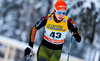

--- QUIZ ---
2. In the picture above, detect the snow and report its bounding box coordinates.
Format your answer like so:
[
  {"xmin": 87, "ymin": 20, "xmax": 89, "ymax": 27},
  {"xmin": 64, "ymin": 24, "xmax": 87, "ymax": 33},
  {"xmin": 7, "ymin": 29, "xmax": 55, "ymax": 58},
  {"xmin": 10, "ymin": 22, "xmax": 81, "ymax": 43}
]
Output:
[
  {"xmin": 15, "ymin": 30, "xmax": 21, "ymax": 35},
  {"xmin": 83, "ymin": 2, "xmax": 91, "ymax": 8},
  {"xmin": 0, "ymin": 0, "xmax": 3, "ymax": 8},
  {"xmin": 0, "ymin": 17, "xmax": 3, "ymax": 25},
  {"xmin": 5, "ymin": 11, "xmax": 15, "ymax": 22},
  {"xmin": 7, "ymin": 0, "xmax": 13, "ymax": 2},
  {"xmin": 84, "ymin": 0, "xmax": 100, "ymax": 11},
  {"xmin": 94, "ymin": 50, "xmax": 100, "ymax": 61},
  {"xmin": 14, "ymin": 0, "xmax": 24, "ymax": 4},
  {"xmin": 34, "ymin": 1, "xmax": 43, "ymax": 9},
  {"xmin": 93, "ymin": 33, "xmax": 100, "ymax": 49},
  {"xmin": 21, "ymin": 31, "xmax": 27, "ymax": 42}
]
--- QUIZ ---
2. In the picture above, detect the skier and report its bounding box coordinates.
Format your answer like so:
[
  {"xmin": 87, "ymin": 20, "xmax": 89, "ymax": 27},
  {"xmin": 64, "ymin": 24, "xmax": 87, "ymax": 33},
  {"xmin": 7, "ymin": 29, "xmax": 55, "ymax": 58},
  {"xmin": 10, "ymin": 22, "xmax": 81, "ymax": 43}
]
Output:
[{"xmin": 24, "ymin": 0, "xmax": 81, "ymax": 61}]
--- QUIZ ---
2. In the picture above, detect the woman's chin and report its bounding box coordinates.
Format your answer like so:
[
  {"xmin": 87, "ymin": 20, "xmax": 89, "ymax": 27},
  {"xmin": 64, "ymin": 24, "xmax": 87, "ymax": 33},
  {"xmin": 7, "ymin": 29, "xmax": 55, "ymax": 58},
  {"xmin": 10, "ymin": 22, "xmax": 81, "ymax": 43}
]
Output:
[{"xmin": 58, "ymin": 18, "xmax": 62, "ymax": 21}]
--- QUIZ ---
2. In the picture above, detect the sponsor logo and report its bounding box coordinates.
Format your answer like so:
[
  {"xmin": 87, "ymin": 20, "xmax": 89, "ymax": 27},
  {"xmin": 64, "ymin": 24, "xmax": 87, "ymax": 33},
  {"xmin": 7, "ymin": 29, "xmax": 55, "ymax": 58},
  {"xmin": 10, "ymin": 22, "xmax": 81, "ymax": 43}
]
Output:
[
  {"xmin": 47, "ymin": 24, "xmax": 63, "ymax": 31},
  {"xmin": 64, "ymin": 19, "xmax": 66, "ymax": 22},
  {"xmin": 63, "ymin": 29, "xmax": 66, "ymax": 31},
  {"xmin": 49, "ymin": 17, "xmax": 52, "ymax": 21}
]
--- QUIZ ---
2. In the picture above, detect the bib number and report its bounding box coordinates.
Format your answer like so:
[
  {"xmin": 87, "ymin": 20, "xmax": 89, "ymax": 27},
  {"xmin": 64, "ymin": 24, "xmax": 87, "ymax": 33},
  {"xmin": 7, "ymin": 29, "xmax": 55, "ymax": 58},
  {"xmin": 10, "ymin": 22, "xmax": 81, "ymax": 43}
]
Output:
[{"xmin": 50, "ymin": 32, "xmax": 61, "ymax": 38}]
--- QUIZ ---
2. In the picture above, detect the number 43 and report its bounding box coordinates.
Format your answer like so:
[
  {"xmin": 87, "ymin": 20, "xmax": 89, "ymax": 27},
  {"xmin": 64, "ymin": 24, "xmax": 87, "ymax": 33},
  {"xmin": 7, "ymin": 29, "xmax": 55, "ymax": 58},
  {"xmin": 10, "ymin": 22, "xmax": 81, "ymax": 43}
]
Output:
[{"xmin": 50, "ymin": 32, "xmax": 61, "ymax": 38}]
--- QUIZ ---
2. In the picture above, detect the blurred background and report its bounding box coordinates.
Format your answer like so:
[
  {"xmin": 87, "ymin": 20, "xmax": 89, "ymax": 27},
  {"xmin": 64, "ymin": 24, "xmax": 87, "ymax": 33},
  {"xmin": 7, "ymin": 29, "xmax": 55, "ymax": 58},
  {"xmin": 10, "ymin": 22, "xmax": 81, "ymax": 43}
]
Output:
[{"xmin": 0, "ymin": 0, "xmax": 100, "ymax": 61}]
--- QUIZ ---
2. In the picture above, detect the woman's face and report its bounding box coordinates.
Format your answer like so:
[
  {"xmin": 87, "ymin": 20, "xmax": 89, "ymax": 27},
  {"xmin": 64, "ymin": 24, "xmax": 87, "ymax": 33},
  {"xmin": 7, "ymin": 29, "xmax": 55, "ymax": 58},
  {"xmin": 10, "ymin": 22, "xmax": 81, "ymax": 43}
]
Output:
[{"xmin": 55, "ymin": 8, "xmax": 66, "ymax": 21}]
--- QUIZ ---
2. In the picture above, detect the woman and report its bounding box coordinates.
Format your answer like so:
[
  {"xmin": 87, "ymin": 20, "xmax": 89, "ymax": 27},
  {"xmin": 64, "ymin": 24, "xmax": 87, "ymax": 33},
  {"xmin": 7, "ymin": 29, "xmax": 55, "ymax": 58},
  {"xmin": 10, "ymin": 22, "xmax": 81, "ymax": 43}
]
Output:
[{"xmin": 24, "ymin": 0, "xmax": 81, "ymax": 61}]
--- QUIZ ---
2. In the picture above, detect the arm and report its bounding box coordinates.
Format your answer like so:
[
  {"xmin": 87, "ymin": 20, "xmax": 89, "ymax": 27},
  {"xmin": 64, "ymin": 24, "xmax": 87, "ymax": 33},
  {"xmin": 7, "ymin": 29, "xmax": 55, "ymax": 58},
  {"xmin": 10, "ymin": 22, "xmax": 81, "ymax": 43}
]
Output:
[
  {"xmin": 68, "ymin": 18, "xmax": 81, "ymax": 42},
  {"xmin": 28, "ymin": 26, "xmax": 37, "ymax": 48},
  {"xmin": 24, "ymin": 16, "xmax": 48, "ymax": 57},
  {"xmin": 28, "ymin": 16, "xmax": 48, "ymax": 48}
]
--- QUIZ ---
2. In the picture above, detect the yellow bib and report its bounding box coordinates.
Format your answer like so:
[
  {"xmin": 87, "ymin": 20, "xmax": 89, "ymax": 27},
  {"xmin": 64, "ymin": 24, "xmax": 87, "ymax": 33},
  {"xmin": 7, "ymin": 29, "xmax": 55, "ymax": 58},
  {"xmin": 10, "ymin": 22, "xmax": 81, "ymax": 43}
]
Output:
[
  {"xmin": 44, "ymin": 14, "xmax": 69, "ymax": 44},
  {"xmin": 45, "ymin": 14, "xmax": 69, "ymax": 32}
]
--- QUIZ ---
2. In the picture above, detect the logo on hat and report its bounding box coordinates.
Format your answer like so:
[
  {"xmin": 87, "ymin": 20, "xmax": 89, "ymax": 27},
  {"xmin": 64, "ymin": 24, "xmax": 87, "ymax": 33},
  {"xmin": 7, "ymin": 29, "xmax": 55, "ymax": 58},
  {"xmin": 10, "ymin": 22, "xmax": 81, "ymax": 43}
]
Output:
[{"xmin": 58, "ymin": 5, "xmax": 66, "ymax": 8}]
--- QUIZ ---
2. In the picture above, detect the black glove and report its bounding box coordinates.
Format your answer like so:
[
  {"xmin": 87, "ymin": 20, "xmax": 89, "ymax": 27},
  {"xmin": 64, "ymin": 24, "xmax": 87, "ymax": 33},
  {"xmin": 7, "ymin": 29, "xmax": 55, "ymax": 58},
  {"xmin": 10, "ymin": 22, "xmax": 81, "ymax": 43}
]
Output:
[
  {"xmin": 73, "ymin": 33, "xmax": 81, "ymax": 42},
  {"xmin": 24, "ymin": 46, "xmax": 32, "ymax": 57},
  {"xmin": 72, "ymin": 27, "xmax": 77, "ymax": 33}
]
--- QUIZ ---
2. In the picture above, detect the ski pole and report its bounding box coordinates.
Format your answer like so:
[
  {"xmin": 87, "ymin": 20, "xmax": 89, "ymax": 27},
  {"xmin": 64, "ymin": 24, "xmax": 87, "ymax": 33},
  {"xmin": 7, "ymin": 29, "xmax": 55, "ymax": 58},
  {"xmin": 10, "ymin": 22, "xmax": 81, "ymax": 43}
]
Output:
[
  {"xmin": 25, "ymin": 54, "xmax": 31, "ymax": 61},
  {"xmin": 67, "ymin": 35, "xmax": 73, "ymax": 61},
  {"xmin": 25, "ymin": 50, "xmax": 33, "ymax": 61}
]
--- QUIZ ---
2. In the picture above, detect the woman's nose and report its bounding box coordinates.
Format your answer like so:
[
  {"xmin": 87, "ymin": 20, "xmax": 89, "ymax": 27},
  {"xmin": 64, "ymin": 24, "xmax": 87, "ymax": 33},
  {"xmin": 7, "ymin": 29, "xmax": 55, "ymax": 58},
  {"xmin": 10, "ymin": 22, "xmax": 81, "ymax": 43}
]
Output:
[{"xmin": 60, "ymin": 14, "xmax": 64, "ymax": 17}]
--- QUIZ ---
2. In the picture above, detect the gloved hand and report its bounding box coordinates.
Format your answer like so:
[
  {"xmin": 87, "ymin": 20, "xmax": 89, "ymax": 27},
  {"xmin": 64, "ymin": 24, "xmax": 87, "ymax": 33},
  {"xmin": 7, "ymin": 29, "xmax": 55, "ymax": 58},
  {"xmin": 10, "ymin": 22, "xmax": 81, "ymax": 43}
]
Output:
[
  {"xmin": 72, "ymin": 27, "xmax": 77, "ymax": 34},
  {"xmin": 24, "ymin": 46, "xmax": 33, "ymax": 57},
  {"xmin": 73, "ymin": 33, "xmax": 81, "ymax": 42}
]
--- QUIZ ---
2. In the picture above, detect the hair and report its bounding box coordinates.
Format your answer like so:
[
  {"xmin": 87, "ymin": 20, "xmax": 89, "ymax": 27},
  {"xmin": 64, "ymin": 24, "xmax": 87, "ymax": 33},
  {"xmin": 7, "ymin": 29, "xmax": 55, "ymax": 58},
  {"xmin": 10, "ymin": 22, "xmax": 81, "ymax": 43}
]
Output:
[{"xmin": 53, "ymin": 9, "xmax": 56, "ymax": 13}]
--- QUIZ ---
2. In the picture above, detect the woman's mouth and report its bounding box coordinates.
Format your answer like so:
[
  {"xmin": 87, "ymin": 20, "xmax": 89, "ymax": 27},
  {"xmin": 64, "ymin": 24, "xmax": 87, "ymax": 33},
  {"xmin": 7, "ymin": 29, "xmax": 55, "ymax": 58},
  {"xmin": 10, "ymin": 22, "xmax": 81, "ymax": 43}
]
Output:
[{"xmin": 58, "ymin": 17, "xmax": 63, "ymax": 20}]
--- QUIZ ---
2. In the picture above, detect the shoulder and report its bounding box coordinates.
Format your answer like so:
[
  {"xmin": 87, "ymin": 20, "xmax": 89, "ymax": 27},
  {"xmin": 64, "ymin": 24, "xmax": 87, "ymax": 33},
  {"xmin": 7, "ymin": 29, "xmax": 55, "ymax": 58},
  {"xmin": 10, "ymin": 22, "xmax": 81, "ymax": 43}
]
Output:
[
  {"xmin": 41, "ymin": 14, "xmax": 53, "ymax": 21},
  {"xmin": 67, "ymin": 17, "xmax": 75, "ymax": 25},
  {"xmin": 64, "ymin": 16, "xmax": 73, "ymax": 20},
  {"xmin": 64, "ymin": 16, "xmax": 73, "ymax": 22},
  {"xmin": 40, "ymin": 16, "xmax": 48, "ymax": 22},
  {"xmin": 64, "ymin": 16, "xmax": 69, "ymax": 19},
  {"xmin": 63, "ymin": 16, "xmax": 73, "ymax": 20},
  {"xmin": 64, "ymin": 16, "xmax": 69, "ymax": 18}
]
